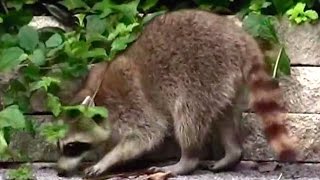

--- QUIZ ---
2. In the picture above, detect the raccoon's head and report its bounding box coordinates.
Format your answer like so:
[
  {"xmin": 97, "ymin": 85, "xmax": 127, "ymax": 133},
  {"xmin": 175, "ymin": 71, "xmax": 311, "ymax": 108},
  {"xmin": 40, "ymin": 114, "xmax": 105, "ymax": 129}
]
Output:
[{"xmin": 56, "ymin": 96, "xmax": 111, "ymax": 177}]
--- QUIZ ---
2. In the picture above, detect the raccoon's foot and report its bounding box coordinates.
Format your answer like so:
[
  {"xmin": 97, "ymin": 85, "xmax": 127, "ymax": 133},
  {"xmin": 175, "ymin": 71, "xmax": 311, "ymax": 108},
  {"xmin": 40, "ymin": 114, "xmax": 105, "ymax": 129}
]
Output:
[
  {"xmin": 200, "ymin": 151, "xmax": 242, "ymax": 173},
  {"xmin": 148, "ymin": 156, "xmax": 199, "ymax": 176},
  {"xmin": 84, "ymin": 163, "xmax": 107, "ymax": 177},
  {"xmin": 209, "ymin": 149, "xmax": 242, "ymax": 172}
]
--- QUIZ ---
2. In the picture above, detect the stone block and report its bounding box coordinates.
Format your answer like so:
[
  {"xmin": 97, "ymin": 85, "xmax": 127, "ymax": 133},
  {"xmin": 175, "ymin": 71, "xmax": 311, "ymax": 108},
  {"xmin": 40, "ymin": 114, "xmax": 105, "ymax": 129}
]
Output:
[{"xmin": 2, "ymin": 113, "xmax": 319, "ymax": 162}]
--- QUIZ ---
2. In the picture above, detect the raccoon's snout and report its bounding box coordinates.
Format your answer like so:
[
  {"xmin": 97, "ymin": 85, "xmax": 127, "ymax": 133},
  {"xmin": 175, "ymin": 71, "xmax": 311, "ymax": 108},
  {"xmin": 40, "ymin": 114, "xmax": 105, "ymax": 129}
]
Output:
[
  {"xmin": 61, "ymin": 141, "xmax": 92, "ymax": 157},
  {"xmin": 56, "ymin": 155, "xmax": 83, "ymax": 176}
]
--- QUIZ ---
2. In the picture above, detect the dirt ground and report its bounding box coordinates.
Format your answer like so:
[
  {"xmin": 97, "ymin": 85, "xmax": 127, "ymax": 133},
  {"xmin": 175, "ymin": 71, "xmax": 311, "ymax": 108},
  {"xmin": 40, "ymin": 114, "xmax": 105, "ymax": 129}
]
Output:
[{"xmin": 1, "ymin": 161, "xmax": 320, "ymax": 180}]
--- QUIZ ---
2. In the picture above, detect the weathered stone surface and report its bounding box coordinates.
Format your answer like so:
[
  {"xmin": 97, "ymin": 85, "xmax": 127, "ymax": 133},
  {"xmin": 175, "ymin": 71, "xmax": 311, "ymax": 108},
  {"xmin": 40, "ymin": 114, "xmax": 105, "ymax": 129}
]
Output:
[
  {"xmin": 238, "ymin": 67, "xmax": 320, "ymax": 114},
  {"xmin": 242, "ymin": 113, "xmax": 320, "ymax": 162},
  {"xmin": 7, "ymin": 116, "xmax": 58, "ymax": 162},
  {"xmin": 280, "ymin": 67, "xmax": 320, "ymax": 113},
  {"xmin": 3, "ymin": 113, "xmax": 319, "ymax": 162},
  {"xmin": 276, "ymin": 19, "xmax": 320, "ymax": 65}
]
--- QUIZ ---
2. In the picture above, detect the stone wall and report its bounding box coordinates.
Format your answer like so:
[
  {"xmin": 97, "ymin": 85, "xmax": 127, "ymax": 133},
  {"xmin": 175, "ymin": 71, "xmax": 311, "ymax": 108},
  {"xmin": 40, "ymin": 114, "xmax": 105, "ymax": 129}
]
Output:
[{"xmin": 1, "ymin": 16, "xmax": 320, "ymax": 162}]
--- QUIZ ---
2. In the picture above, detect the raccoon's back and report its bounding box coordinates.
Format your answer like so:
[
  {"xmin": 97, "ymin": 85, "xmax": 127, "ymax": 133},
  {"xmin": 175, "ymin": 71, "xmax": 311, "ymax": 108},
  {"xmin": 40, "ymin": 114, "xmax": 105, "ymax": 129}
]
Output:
[{"xmin": 126, "ymin": 10, "xmax": 254, "ymax": 103}]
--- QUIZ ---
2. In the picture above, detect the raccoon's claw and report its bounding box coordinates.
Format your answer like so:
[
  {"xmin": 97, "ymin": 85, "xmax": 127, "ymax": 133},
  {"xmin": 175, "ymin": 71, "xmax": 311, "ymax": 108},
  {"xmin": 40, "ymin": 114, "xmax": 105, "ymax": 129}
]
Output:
[
  {"xmin": 148, "ymin": 166, "xmax": 175, "ymax": 176},
  {"xmin": 84, "ymin": 164, "xmax": 105, "ymax": 177},
  {"xmin": 148, "ymin": 166, "xmax": 167, "ymax": 173}
]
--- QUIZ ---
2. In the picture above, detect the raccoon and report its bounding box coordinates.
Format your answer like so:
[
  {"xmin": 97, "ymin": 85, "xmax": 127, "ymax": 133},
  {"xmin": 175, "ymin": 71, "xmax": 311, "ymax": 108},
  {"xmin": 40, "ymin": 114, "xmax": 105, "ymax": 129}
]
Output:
[{"xmin": 56, "ymin": 9, "xmax": 297, "ymax": 177}]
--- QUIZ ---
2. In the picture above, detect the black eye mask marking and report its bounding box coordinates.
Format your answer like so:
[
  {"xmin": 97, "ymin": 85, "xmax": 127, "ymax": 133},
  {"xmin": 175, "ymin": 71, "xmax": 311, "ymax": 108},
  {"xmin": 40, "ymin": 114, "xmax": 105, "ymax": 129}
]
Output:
[{"xmin": 62, "ymin": 142, "xmax": 92, "ymax": 157}]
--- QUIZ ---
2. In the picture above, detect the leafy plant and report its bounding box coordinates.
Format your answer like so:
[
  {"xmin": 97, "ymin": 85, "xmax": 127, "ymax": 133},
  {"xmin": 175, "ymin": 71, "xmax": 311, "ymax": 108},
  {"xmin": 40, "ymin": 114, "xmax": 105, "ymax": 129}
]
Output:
[
  {"xmin": 39, "ymin": 120, "xmax": 68, "ymax": 144},
  {"xmin": 6, "ymin": 164, "xmax": 34, "ymax": 180},
  {"xmin": 286, "ymin": 2, "xmax": 318, "ymax": 24},
  {"xmin": 242, "ymin": 13, "xmax": 291, "ymax": 76}
]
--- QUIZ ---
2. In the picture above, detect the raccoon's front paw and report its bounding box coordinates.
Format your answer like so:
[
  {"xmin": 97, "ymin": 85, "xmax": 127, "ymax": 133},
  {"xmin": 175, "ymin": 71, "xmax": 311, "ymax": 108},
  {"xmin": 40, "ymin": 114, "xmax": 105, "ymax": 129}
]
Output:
[{"xmin": 84, "ymin": 164, "xmax": 106, "ymax": 177}]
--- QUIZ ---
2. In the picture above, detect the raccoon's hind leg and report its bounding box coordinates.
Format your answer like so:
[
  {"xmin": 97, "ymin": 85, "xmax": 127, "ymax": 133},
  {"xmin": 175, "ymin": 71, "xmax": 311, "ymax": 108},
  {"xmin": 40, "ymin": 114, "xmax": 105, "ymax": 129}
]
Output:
[
  {"xmin": 149, "ymin": 98, "xmax": 210, "ymax": 175},
  {"xmin": 203, "ymin": 104, "xmax": 243, "ymax": 172}
]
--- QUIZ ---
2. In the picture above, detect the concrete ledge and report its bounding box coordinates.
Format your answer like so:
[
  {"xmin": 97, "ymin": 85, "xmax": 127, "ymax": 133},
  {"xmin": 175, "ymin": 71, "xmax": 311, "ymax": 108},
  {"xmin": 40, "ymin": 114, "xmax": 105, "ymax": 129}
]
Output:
[
  {"xmin": 280, "ymin": 67, "xmax": 320, "ymax": 114},
  {"xmin": 3, "ymin": 113, "xmax": 319, "ymax": 162}
]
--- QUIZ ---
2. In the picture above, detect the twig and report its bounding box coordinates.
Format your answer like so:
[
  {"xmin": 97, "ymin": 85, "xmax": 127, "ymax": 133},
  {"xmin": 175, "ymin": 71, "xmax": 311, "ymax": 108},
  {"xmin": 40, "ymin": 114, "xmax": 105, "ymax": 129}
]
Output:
[
  {"xmin": 0, "ymin": 0, "xmax": 8, "ymax": 14},
  {"xmin": 277, "ymin": 173, "xmax": 283, "ymax": 180}
]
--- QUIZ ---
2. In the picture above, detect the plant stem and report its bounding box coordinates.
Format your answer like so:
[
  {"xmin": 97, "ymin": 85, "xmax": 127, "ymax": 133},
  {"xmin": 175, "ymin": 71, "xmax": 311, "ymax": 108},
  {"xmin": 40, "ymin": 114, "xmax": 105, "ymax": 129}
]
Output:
[{"xmin": 272, "ymin": 46, "xmax": 283, "ymax": 78}]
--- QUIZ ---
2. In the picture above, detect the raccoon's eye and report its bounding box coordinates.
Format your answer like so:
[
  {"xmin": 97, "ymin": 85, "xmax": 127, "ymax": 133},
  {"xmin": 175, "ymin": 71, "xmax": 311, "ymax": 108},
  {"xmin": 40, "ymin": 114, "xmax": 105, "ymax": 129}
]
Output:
[
  {"xmin": 62, "ymin": 142, "xmax": 92, "ymax": 157},
  {"xmin": 92, "ymin": 114, "xmax": 104, "ymax": 124}
]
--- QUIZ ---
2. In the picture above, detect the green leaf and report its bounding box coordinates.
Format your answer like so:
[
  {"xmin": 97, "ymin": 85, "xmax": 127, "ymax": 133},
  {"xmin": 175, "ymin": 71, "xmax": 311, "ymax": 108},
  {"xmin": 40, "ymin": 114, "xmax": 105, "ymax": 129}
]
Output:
[
  {"xmin": 60, "ymin": 0, "xmax": 89, "ymax": 10},
  {"xmin": 22, "ymin": 63, "xmax": 41, "ymax": 81},
  {"xmin": 0, "ymin": 130, "xmax": 8, "ymax": 155},
  {"xmin": 30, "ymin": 77, "xmax": 61, "ymax": 92},
  {"xmin": 141, "ymin": 0, "xmax": 159, "ymax": 11},
  {"xmin": 47, "ymin": 93, "xmax": 62, "ymax": 117},
  {"xmin": 113, "ymin": 0, "xmax": 140, "ymax": 22},
  {"xmin": 0, "ymin": 47, "xmax": 26, "ymax": 72},
  {"xmin": 86, "ymin": 15, "xmax": 107, "ymax": 34},
  {"xmin": 272, "ymin": 0, "xmax": 294, "ymax": 14},
  {"xmin": 305, "ymin": 10, "xmax": 319, "ymax": 20},
  {"xmin": 242, "ymin": 13, "xmax": 278, "ymax": 43},
  {"xmin": 86, "ymin": 33, "xmax": 109, "ymax": 43},
  {"xmin": 45, "ymin": 33, "xmax": 63, "ymax": 48},
  {"xmin": 47, "ymin": 44, "xmax": 64, "ymax": 57},
  {"xmin": 29, "ymin": 49, "xmax": 46, "ymax": 66},
  {"xmin": 18, "ymin": 25, "xmax": 39, "ymax": 52},
  {"xmin": 85, "ymin": 48, "xmax": 107, "ymax": 58},
  {"xmin": 0, "ymin": 17, "xmax": 3, "ymax": 23},
  {"xmin": 61, "ymin": 63, "xmax": 88, "ymax": 77},
  {"xmin": 107, "ymin": 22, "xmax": 139, "ymax": 41},
  {"xmin": 39, "ymin": 121, "xmax": 68, "ymax": 144},
  {"xmin": 249, "ymin": 0, "xmax": 271, "ymax": 12},
  {"xmin": 93, "ymin": 0, "xmax": 140, "ymax": 22},
  {"xmin": 0, "ymin": 105, "xmax": 26, "ymax": 129},
  {"xmin": 7, "ymin": 1, "xmax": 24, "ymax": 10},
  {"xmin": 2, "ymin": 10, "xmax": 33, "ymax": 27},
  {"xmin": 1, "ymin": 34, "xmax": 18, "ymax": 47},
  {"xmin": 111, "ymin": 34, "xmax": 137, "ymax": 55},
  {"xmin": 286, "ymin": 9, "xmax": 294, "ymax": 16},
  {"xmin": 295, "ymin": 16, "xmax": 303, "ymax": 24},
  {"xmin": 295, "ymin": 2, "xmax": 306, "ymax": 12}
]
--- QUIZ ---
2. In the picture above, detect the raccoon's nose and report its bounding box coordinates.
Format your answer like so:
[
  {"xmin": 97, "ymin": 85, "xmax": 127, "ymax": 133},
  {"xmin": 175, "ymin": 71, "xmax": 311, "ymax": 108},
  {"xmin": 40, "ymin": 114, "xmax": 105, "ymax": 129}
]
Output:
[{"xmin": 56, "ymin": 167, "xmax": 72, "ymax": 177}]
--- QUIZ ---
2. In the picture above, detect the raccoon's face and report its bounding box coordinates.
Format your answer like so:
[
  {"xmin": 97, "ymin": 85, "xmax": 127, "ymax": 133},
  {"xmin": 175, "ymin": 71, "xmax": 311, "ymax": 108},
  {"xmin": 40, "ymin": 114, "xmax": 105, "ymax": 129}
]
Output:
[
  {"xmin": 56, "ymin": 116, "xmax": 111, "ymax": 176},
  {"xmin": 56, "ymin": 125, "xmax": 111, "ymax": 176}
]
